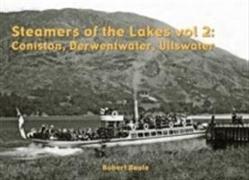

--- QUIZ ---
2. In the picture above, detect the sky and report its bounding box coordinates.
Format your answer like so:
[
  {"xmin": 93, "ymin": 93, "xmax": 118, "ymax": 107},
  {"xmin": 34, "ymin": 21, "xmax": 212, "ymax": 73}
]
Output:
[{"xmin": 0, "ymin": 0, "xmax": 248, "ymax": 60}]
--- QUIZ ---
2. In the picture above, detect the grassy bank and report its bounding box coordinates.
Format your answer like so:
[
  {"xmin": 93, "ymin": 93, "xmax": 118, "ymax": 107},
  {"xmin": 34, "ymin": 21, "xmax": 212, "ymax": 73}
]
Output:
[{"xmin": 0, "ymin": 143, "xmax": 248, "ymax": 180}]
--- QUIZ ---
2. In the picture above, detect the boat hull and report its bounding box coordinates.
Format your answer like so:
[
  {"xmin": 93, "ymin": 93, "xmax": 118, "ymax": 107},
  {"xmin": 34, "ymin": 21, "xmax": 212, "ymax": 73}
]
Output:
[{"xmin": 31, "ymin": 130, "xmax": 206, "ymax": 148}]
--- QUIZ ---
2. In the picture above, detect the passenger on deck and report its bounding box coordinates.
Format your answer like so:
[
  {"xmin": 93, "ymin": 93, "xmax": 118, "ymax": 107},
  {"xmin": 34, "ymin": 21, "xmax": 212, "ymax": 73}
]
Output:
[
  {"xmin": 39, "ymin": 124, "xmax": 46, "ymax": 134},
  {"xmin": 55, "ymin": 128, "xmax": 62, "ymax": 139},
  {"xmin": 232, "ymin": 109, "xmax": 237, "ymax": 123},
  {"xmin": 210, "ymin": 114, "xmax": 216, "ymax": 126},
  {"xmin": 76, "ymin": 128, "xmax": 84, "ymax": 140},
  {"xmin": 91, "ymin": 128, "xmax": 98, "ymax": 140},
  {"xmin": 100, "ymin": 108, "xmax": 105, "ymax": 115},
  {"xmin": 37, "ymin": 124, "xmax": 48, "ymax": 139},
  {"xmin": 34, "ymin": 124, "xmax": 46, "ymax": 139},
  {"xmin": 48, "ymin": 125, "xmax": 57, "ymax": 140},
  {"xmin": 86, "ymin": 128, "xmax": 93, "ymax": 140},
  {"xmin": 104, "ymin": 107, "xmax": 113, "ymax": 115},
  {"xmin": 27, "ymin": 128, "xmax": 37, "ymax": 138},
  {"xmin": 232, "ymin": 109, "xmax": 243, "ymax": 125},
  {"xmin": 48, "ymin": 125, "xmax": 55, "ymax": 134},
  {"xmin": 69, "ymin": 128, "xmax": 77, "ymax": 140},
  {"xmin": 43, "ymin": 125, "xmax": 50, "ymax": 139},
  {"xmin": 128, "ymin": 120, "xmax": 136, "ymax": 130},
  {"xmin": 104, "ymin": 107, "xmax": 109, "ymax": 115},
  {"xmin": 172, "ymin": 113, "xmax": 177, "ymax": 122},
  {"xmin": 61, "ymin": 128, "xmax": 71, "ymax": 141}
]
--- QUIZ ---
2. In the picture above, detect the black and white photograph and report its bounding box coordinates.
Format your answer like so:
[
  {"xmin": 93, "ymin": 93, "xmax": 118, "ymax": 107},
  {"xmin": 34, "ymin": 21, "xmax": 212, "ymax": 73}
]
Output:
[{"xmin": 0, "ymin": 0, "xmax": 248, "ymax": 179}]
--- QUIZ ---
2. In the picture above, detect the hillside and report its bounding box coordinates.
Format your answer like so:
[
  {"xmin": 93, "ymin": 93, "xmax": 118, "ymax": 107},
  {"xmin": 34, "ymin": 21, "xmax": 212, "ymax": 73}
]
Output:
[{"xmin": 0, "ymin": 9, "xmax": 249, "ymax": 116}]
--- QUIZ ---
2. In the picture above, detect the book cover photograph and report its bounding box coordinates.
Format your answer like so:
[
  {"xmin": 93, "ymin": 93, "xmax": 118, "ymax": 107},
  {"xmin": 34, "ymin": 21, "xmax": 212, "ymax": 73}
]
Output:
[{"xmin": 0, "ymin": 0, "xmax": 248, "ymax": 179}]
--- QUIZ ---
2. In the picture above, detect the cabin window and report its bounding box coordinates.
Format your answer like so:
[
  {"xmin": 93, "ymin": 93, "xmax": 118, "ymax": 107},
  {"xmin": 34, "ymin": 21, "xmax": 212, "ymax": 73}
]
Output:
[
  {"xmin": 174, "ymin": 130, "xmax": 179, "ymax": 134},
  {"xmin": 145, "ymin": 132, "xmax": 150, "ymax": 137},
  {"xmin": 157, "ymin": 131, "xmax": 162, "ymax": 135},
  {"xmin": 131, "ymin": 133, "xmax": 137, "ymax": 138},
  {"xmin": 169, "ymin": 130, "xmax": 173, "ymax": 135},
  {"xmin": 186, "ymin": 129, "xmax": 193, "ymax": 133},
  {"xmin": 163, "ymin": 131, "xmax": 168, "ymax": 135},
  {"xmin": 151, "ymin": 132, "xmax": 156, "ymax": 136},
  {"xmin": 107, "ymin": 122, "xmax": 114, "ymax": 128},
  {"xmin": 138, "ymin": 133, "xmax": 144, "ymax": 137}
]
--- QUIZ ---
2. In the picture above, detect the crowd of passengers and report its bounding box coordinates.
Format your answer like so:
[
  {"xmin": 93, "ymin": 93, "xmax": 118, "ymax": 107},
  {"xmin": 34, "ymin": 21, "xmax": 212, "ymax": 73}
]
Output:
[{"xmin": 27, "ymin": 124, "xmax": 101, "ymax": 141}]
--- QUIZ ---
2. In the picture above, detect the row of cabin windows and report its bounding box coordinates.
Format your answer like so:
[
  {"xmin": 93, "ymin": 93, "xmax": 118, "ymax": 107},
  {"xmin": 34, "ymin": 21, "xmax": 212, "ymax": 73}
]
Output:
[{"xmin": 131, "ymin": 128, "xmax": 194, "ymax": 138}]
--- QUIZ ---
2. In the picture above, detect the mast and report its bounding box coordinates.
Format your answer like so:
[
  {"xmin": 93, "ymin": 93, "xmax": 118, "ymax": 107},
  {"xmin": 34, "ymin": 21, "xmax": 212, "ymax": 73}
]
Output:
[
  {"xmin": 133, "ymin": 92, "xmax": 139, "ymax": 122},
  {"xmin": 132, "ymin": 63, "xmax": 141, "ymax": 123},
  {"xmin": 134, "ymin": 99, "xmax": 139, "ymax": 122}
]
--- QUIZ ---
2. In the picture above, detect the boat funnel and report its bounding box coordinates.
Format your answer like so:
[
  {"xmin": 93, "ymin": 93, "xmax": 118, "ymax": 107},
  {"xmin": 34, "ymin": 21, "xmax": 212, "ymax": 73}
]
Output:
[{"xmin": 134, "ymin": 99, "xmax": 139, "ymax": 122}]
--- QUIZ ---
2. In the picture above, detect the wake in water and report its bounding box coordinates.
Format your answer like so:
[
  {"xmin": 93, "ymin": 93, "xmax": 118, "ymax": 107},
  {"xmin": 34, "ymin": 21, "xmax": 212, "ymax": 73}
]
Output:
[{"xmin": 0, "ymin": 143, "xmax": 83, "ymax": 160}]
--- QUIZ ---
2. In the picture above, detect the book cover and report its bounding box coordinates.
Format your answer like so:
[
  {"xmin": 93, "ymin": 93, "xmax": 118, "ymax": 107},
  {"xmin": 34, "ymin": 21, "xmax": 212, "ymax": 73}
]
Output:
[{"xmin": 0, "ymin": 0, "xmax": 248, "ymax": 180}]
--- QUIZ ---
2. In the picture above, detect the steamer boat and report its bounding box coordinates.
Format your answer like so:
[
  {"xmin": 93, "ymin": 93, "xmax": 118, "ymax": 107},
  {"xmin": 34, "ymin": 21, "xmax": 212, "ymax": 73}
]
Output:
[{"xmin": 17, "ymin": 99, "xmax": 206, "ymax": 148}]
